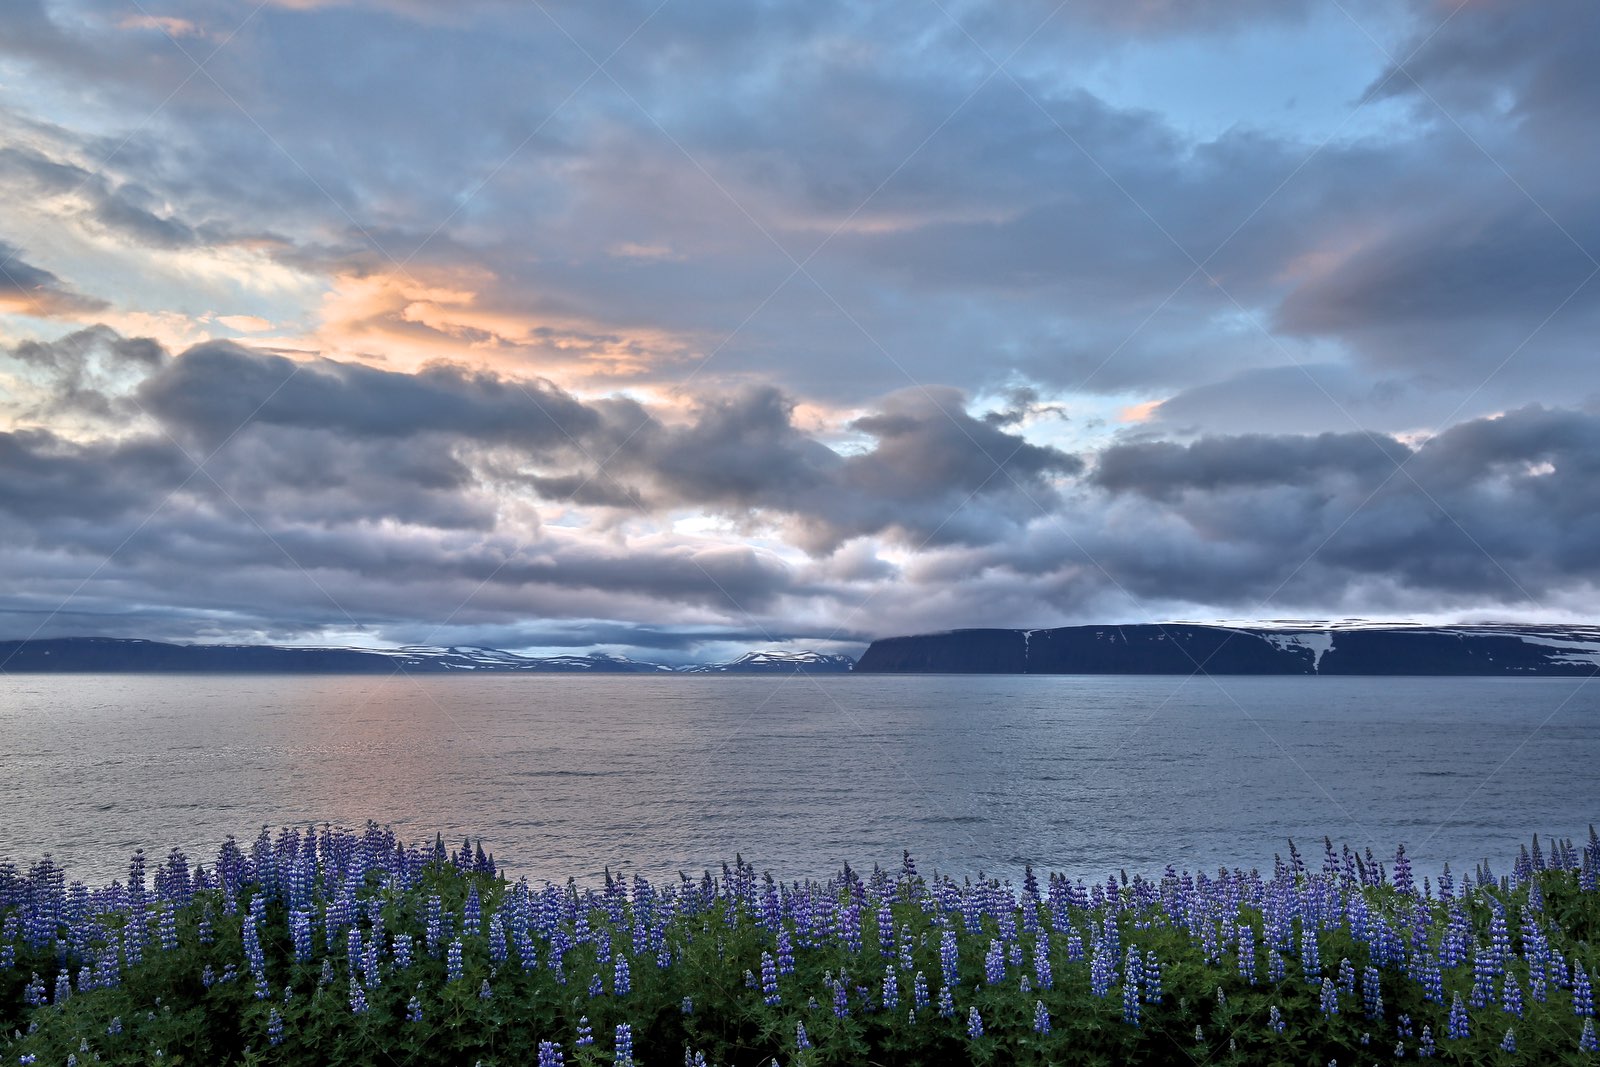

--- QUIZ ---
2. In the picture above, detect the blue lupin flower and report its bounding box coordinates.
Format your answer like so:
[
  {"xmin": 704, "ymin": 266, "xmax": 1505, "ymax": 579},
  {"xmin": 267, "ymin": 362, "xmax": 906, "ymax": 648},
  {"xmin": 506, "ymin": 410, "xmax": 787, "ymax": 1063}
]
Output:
[
  {"xmin": 1503, "ymin": 973, "xmax": 1523, "ymax": 1018},
  {"xmin": 393, "ymin": 933, "xmax": 413, "ymax": 971},
  {"xmin": 1320, "ymin": 977, "xmax": 1339, "ymax": 1016},
  {"xmin": 1033, "ymin": 936, "xmax": 1053, "ymax": 991},
  {"xmin": 776, "ymin": 926, "xmax": 795, "ymax": 975},
  {"xmin": 537, "ymin": 1040, "xmax": 565, "ymax": 1067},
  {"xmin": 614, "ymin": 953, "xmax": 631, "ymax": 996},
  {"xmin": 681, "ymin": 997, "xmax": 693, "ymax": 1015},
  {"xmin": 881, "ymin": 965, "xmax": 898, "ymax": 1010},
  {"xmin": 1237, "ymin": 923, "xmax": 1256, "ymax": 984},
  {"xmin": 761, "ymin": 951, "xmax": 780, "ymax": 1006},
  {"xmin": 1268, "ymin": 1004, "xmax": 1285, "ymax": 1034},
  {"xmin": 406, "ymin": 995, "xmax": 423, "ymax": 1023},
  {"xmin": 588, "ymin": 972, "xmax": 604, "ymax": 997},
  {"xmin": 1122, "ymin": 947, "xmax": 1143, "ymax": 1027},
  {"xmin": 795, "ymin": 1022, "xmax": 812, "ymax": 1051},
  {"xmin": 479, "ymin": 978, "xmax": 493, "ymax": 1000},
  {"xmin": 1500, "ymin": 1028, "xmax": 1516, "ymax": 1053},
  {"xmin": 1301, "ymin": 923, "xmax": 1321, "ymax": 983},
  {"xmin": 1448, "ymin": 992, "xmax": 1470, "ymax": 1040},
  {"xmin": 575, "ymin": 1017, "xmax": 593, "ymax": 1047},
  {"xmin": 938, "ymin": 984, "xmax": 955, "ymax": 1018},
  {"xmin": 1574, "ymin": 965, "xmax": 1593, "ymax": 1017},
  {"xmin": 1420, "ymin": 1024, "xmax": 1436, "ymax": 1057},
  {"xmin": 984, "ymin": 939, "xmax": 1005, "ymax": 985},
  {"xmin": 447, "ymin": 938, "xmax": 464, "ymax": 983},
  {"xmin": 913, "ymin": 970, "xmax": 929, "ymax": 1010},
  {"xmin": 1362, "ymin": 966, "xmax": 1383, "ymax": 1019},
  {"xmin": 348, "ymin": 978, "xmax": 368, "ymax": 1015},
  {"xmin": 967, "ymin": 1005, "xmax": 984, "ymax": 1040},
  {"xmin": 1033, "ymin": 999, "xmax": 1050, "ymax": 1035},
  {"xmin": 266, "ymin": 1007, "xmax": 284, "ymax": 1046},
  {"xmin": 939, "ymin": 930, "xmax": 960, "ymax": 989},
  {"xmin": 614, "ymin": 1023, "xmax": 634, "ymax": 1066},
  {"xmin": 1579, "ymin": 1018, "xmax": 1597, "ymax": 1053},
  {"xmin": 1144, "ymin": 950, "xmax": 1163, "ymax": 1003}
]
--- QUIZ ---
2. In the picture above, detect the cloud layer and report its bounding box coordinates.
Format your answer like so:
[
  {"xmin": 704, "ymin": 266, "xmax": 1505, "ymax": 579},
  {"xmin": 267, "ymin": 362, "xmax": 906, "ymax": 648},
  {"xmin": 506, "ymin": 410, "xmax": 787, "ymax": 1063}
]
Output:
[{"xmin": 2, "ymin": 0, "xmax": 1599, "ymax": 653}]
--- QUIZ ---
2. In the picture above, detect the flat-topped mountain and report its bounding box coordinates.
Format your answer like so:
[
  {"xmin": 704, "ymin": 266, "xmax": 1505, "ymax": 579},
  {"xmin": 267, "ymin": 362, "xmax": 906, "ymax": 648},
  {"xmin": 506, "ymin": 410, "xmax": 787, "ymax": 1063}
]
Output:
[
  {"xmin": 0, "ymin": 638, "xmax": 853, "ymax": 675},
  {"xmin": 854, "ymin": 623, "xmax": 1600, "ymax": 676}
]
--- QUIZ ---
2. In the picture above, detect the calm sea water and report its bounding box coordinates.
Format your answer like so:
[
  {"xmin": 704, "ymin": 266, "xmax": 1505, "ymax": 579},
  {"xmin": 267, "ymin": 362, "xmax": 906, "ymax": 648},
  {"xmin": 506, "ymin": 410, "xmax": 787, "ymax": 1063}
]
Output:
[{"xmin": 0, "ymin": 673, "xmax": 1595, "ymax": 887}]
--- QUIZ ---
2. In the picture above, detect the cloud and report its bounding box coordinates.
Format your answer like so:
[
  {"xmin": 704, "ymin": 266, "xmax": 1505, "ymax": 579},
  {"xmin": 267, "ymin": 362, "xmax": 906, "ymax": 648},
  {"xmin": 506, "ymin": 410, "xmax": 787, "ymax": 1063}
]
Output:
[{"xmin": 0, "ymin": 241, "xmax": 109, "ymax": 318}]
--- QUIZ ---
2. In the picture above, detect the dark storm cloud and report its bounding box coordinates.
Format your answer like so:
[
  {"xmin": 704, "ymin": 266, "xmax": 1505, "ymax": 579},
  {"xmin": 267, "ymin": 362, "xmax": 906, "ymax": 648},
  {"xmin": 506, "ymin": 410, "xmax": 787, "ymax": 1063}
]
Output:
[
  {"xmin": 1093, "ymin": 430, "xmax": 1410, "ymax": 500},
  {"xmin": 128, "ymin": 339, "xmax": 1082, "ymax": 553},
  {"xmin": 138, "ymin": 341, "xmax": 602, "ymax": 449},
  {"xmin": 590, "ymin": 385, "xmax": 1083, "ymax": 552},
  {"xmin": 1368, "ymin": 0, "xmax": 1600, "ymax": 141},
  {"xmin": 1077, "ymin": 406, "xmax": 1600, "ymax": 604},
  {"xmin": 1277, "ymin": 202, "xmax": 1599, "ymax": 341},
  {"xmin": 1, "ymin": 332, "xmax": 1082, "ymax": 647}
]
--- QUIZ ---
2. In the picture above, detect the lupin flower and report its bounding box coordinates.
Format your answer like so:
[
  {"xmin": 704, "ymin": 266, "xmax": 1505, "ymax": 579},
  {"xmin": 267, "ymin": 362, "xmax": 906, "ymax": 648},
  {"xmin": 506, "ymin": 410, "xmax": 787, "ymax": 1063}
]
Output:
[
  {"xmin": 406, "ymin": 995, "xmax": 423, "ymax": 1023},
  {"xmin": 939, "ymin": 930, "xmax": 960, "ymax": 989},
  {"xmin": 478, "ymin": 979, "xmax": 492, "ymax": 1000},
  {"xmin": 1503, "ymin": 973, "xmax": 1523, "ymax": 1018},
  {"xmin": 1448, "ymin": 992, "xmax": 1470, "ymax": 1040},
  {"xmin": 1237, "ymin": 924, "xmax": 1256, "ymax": 984},
  {"xmin": 1144, "ymin": 950, "xmax": 1163, "ymax": 1003},
  {"xmin": 1579, "ymin": 1018, "xmax": 1597, "ymax": 1053},
  {"xmin": 1122, "ymin": 948, "xmax": 1143, "ymax": 1027},
  {"xmin": 795, "ymin": 1022, "xmax": 812, "ymax": 1051},
  {"xmin": 348, "ymin": 978, "xmax": 368, "ymax": 1015},
  {"xmin": 1500, "ymin": 1028, "xmax": 1516, "ymax": 1053},
  {"xmin": 1420, "ymin": 1024, "xmax": 1436, "ymax": 1057},
  {"xmin": 1362, "ymin": 966, "xmax": 1382, "ymax": 1019},
  {"xmin": 938, "ymin": 984, "xmax": 955, "ymax": 1018},
  {"xmin": 1574, "ymin": 965, "xmax": 1594, "ymax": 1017},
  {"xmin": 1268, "ymin": 1004, "xmax": 1285, "ymax": 1034},
  {"xmin": 447, "ymin": 938, "xmax": 464, "ymax": 983},
  {"xmin": 1301, "ymin": 923, "xmax": 1321, "ymax": 983},
  {"xmin": 913, "ymin": 970, "xmax": 929, "ymax": 1010},
  {"xmin": 575, "ymin": 1017, "xmax": 593, "ymax": 1047},
  {"xmin": 1320, "ymin": 977, "xmax": 1339, "ymax": 1016},
  {"xmin": 266, "ymin": 1007, "xmax": 284, "ymax": 1047},
  {"xmin": 537, "ymin": 1041, "xmax": 564, "ymax": 1067},
  {"xmin": 393, "ymin": 933, "xmax": 413, "ymax": 971},
  {"xmin": 967, "ymin": 1005, "xmax": 984, "ymax": 1039},
  {"xmin": 1033, "ymin": 999, "xmax": 1050, "ymax": 1034},
  {"xmin": 614, "ymin": 1023, "xmax": 634, "ymax": 1066},
  {"xmin": 614, "ymin": 954, "xmax": 631, "ymax": 996},
  {"xmin": 881, "ymin": 965, "xmax": 898, "ymax": 1010},
  {"xmin": 761, "ymin": 951, "xmax": 780, "ymax": 1006},
  {"xmin": 984, "ymin": 939, "xmax": 1005, "ymax": 985}
]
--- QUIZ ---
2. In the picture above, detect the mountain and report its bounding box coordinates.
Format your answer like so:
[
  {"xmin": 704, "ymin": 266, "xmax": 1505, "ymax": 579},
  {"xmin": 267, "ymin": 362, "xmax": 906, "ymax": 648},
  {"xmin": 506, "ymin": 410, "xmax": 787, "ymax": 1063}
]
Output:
[
  {"xmin": 0, "ymin": 638, "xmax": 852, "ymax": 674},
  {"xmin": 679, "ymin": 650, "xmax": 855, "ymax": 673},
  {"xmin": 854, "ymin": 623, "xmax": 1600, "ymax": 676}
]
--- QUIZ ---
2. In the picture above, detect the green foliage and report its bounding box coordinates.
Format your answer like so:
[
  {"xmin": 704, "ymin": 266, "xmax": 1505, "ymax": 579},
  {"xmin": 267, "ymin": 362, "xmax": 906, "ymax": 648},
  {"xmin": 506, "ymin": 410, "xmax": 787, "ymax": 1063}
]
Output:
[{"xmin": 2, "ymin": 857, "xmax": 1598, "ymax": 1066}]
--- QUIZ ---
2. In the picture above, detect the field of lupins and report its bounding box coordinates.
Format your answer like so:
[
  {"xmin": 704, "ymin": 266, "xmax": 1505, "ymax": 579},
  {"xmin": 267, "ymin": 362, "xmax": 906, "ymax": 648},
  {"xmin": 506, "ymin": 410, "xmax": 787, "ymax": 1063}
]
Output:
[{"xmin": 1, "ymin": 826, "xmax": 1597, "ymax": 1066}]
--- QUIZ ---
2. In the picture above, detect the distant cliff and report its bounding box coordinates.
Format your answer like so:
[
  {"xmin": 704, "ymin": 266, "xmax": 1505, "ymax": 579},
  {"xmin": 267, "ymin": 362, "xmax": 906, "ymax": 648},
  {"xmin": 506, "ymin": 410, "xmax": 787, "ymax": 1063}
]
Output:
[
  {"xmin": 0, "ymin": 638, "xmax": 852, "ymax": 674},
  {"xmin": 854, "ymin": 624, "xmax": 1600, "ymax": 676}
]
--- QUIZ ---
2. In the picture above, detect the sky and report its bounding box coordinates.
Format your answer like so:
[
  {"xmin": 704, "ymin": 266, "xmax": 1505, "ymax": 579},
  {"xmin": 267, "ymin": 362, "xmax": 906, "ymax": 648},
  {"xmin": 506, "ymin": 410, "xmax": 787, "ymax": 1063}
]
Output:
[{"xmin": 1, "ymin": 0, "xmax": 1597, "ymax": 662}]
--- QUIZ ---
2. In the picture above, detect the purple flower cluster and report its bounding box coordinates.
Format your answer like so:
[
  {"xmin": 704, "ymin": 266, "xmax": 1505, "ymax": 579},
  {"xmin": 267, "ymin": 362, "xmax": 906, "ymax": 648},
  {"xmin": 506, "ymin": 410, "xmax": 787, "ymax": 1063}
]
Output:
[{"xmin": 1, "ymin": 823, "xmax": 1598, "ymax": 1062}]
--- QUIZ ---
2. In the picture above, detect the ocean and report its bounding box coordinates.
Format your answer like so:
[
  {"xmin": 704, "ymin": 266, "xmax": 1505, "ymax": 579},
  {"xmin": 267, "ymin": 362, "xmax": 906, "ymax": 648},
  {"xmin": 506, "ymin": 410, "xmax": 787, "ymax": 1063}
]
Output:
[{"xmin": 1, "ymin": 672, "xmax": 1595, "ymax": 887}]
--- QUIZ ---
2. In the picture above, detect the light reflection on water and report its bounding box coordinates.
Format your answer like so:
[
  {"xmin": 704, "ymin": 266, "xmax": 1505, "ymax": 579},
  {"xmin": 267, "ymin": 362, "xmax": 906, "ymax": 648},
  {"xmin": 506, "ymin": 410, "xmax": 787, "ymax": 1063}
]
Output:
[{"xmin": 0, "ymin": 673, "xmax": 1595, "ymax": 886}]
